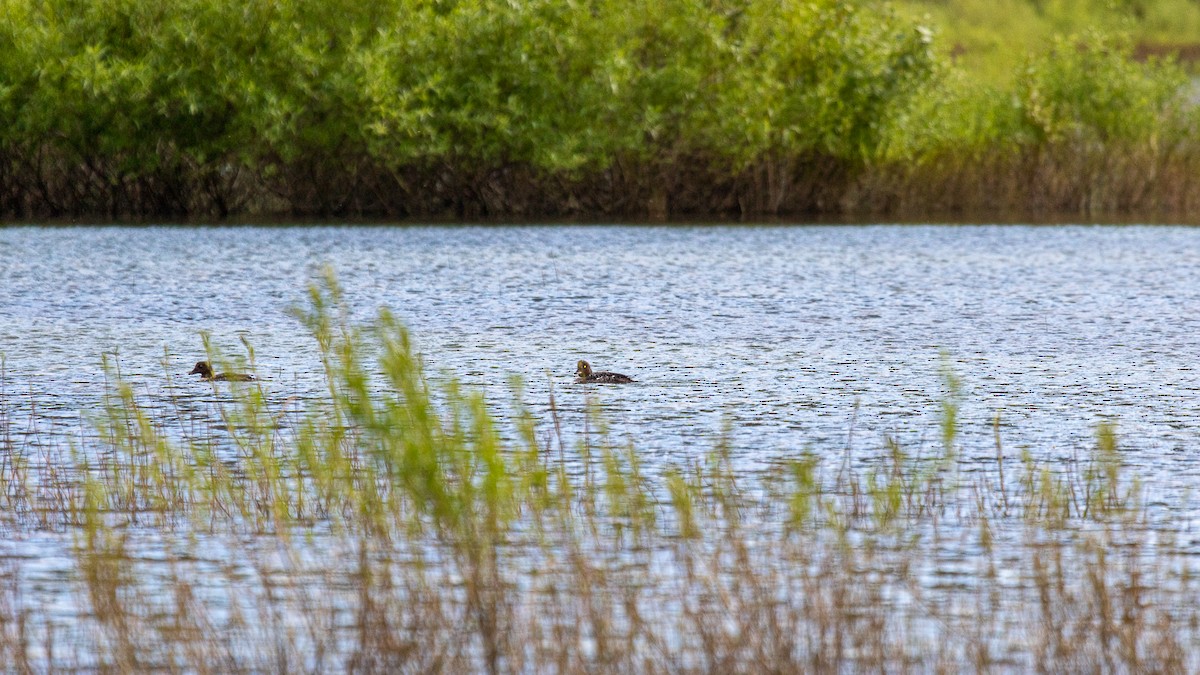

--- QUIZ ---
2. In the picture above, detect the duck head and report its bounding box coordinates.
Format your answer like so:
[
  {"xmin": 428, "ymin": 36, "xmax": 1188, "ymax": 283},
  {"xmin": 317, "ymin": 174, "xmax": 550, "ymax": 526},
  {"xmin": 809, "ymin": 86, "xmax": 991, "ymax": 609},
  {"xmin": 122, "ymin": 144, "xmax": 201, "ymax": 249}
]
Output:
[
  {"xmin": 575, "ymin": 360, "xmax": 592, "ymax": 378},
  {"xmin": 189, "ymin": 361, "xmax": 214, "ymax": 378}
]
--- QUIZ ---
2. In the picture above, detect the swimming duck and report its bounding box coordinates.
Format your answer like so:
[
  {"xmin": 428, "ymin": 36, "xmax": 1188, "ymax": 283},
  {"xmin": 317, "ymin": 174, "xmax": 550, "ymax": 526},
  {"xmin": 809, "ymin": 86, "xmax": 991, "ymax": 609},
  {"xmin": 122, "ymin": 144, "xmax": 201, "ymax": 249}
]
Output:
[
  {"xmin": 574, "ymin": 360, "xmax": 634, "ymax": 384},
  {"xmin": 188, "ymin": 361, "xmax": 256, "ymax": 382}
]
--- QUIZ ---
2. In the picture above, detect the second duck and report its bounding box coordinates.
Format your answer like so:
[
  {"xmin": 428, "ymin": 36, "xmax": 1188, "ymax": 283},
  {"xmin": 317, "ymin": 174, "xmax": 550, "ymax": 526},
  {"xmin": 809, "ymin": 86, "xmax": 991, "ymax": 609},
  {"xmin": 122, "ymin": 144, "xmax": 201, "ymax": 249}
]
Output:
[
  {"xmin": 189, "ymin": 361, "xmax": 257, "ymax": 382},
  {"xmin": 574, "ymin": 360, "xmax": 635, "ymax": 384}
]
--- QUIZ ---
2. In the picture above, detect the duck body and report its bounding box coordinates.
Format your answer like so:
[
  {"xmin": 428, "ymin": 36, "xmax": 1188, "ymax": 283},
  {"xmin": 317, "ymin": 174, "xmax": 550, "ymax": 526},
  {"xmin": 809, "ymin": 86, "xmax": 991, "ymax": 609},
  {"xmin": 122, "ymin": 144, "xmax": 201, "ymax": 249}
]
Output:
[
  {"xmin": 574, "ymin": 360, "xmax": 634, "ymax": 384},
  {"xmin": 189, "ymin": 361, "xmax": 256, "ymax": 382}
]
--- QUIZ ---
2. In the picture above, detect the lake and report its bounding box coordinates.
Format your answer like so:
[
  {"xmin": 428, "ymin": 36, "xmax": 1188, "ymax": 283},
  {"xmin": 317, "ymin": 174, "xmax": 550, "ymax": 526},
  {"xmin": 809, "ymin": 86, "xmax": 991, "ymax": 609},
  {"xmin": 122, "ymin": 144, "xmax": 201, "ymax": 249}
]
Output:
[
  {"xmin": 3, "ymin": 225, "xmax": 1200, "ymax": 477},
  {"xmin": 3, "ymin": 223, "xmax": 1200, "ymax": 669}
]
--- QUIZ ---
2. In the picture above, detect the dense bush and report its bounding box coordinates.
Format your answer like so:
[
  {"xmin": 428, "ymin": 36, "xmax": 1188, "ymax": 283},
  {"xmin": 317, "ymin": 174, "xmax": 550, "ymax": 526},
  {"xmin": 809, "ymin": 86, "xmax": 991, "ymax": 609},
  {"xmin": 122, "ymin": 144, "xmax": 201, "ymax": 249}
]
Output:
[
  {"xmin": 1016, "ymin": 33, "xmax": 1186, "ymax": 145},
  {"xmin": 0, "ymin": 0, "xmax": 1194, "ymax": 219}
]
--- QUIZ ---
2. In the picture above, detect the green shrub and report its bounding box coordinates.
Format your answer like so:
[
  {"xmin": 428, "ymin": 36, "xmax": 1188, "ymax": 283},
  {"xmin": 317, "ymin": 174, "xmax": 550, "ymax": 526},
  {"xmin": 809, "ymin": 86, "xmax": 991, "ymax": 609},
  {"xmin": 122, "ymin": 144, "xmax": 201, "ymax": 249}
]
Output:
[
  {"xmin": 0, "ymin": 0, "xmax": 1196, "ymax": 218},
  {"xmin": 361, "ymin": 0, "xmax": 639, "ymax": 170},
  {"xmin": 1016, "ymin": 32, "xmax": 1186, "ymax": 145}
]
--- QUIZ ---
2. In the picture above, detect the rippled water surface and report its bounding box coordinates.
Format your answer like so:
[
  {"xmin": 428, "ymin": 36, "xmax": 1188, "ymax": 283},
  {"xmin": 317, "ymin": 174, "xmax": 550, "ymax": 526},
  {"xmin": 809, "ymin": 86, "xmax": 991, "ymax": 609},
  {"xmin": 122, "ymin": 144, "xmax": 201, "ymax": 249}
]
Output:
[
  {"xmin": 7, "ymin": 224, "xmax": 1200, "ymax": 667},
  {"xmin": 4, "ymin": 224, "xmax": 1200, "ymax": 482}
]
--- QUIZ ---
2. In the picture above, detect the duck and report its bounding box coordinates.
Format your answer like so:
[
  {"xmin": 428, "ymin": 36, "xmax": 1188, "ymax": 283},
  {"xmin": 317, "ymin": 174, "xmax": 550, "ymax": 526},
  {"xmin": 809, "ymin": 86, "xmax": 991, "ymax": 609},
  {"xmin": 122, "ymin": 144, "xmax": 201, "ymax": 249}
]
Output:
[
  {"xmin": 188, "ymin": 361, "xmax": 256, "ymax": 382},
  {"xmin": 574, "ymin": 360, "xmax": 635, "ymax": 384}
]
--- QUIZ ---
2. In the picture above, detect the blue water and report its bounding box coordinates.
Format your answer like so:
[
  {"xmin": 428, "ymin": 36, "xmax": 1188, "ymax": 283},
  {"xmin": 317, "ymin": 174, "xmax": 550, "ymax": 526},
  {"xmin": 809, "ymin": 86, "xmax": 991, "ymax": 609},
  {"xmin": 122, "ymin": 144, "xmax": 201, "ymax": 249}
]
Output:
[
  {"xmin": 3, "ymin": 225, "xmax": 1200, "ymax": 479},
  {"xmin": 5, "ymin": 223, "xmax": 1200, "ymax": 668}
]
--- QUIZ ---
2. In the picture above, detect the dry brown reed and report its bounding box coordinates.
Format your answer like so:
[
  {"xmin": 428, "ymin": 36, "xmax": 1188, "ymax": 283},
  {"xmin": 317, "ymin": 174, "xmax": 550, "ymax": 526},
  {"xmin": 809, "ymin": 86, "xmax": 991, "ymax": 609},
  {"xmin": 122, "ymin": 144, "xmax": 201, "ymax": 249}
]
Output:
[{"xmin": 848, "ymin": 142, "xmax": 1200, "ymax": 221}]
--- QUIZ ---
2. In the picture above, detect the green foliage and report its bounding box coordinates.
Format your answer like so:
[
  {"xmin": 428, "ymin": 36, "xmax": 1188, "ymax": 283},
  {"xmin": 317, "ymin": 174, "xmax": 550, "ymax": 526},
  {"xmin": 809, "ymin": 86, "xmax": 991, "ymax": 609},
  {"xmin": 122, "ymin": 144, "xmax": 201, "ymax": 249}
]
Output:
[
  {"xmin": 939, "ymin": 354, "xmax": 961, "ymax": 457},
  {"xmin": 0, "ymin": 0, "xmax": 1194, "ymax": 218},
  {"xmin": 361, "ymin": 0, "xmax": 639, "ymax": 169},
  {"xmin": 0, "ymin": 2, "xmax": 949, "ymax": 175},
  {"xmin": 701, "ymin": 1, "xmax": 940, "ymax": 164},
  {"xmin": 1016, "ymin": 32, "xmax": 1186, "ymax": 145},
  {"xmin": 884, "ymin": 29, "xmax": 1188, "ymax": 170},
  {"xmin": 785, "ymin": 451, "xmax": 821, "ymax": 529}
]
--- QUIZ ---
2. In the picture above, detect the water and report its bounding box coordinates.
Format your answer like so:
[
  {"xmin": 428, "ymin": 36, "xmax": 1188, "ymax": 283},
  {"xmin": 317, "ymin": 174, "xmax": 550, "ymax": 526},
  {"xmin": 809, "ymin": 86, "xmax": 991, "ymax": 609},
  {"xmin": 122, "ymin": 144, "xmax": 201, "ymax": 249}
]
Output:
[
  {"xmin": 3, "ymin": 225, "xmax": 1199, "ymax": 476},
  {"xmin": 4, "ymin": 223, "xmax": 1200, "ymax": 667}
]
